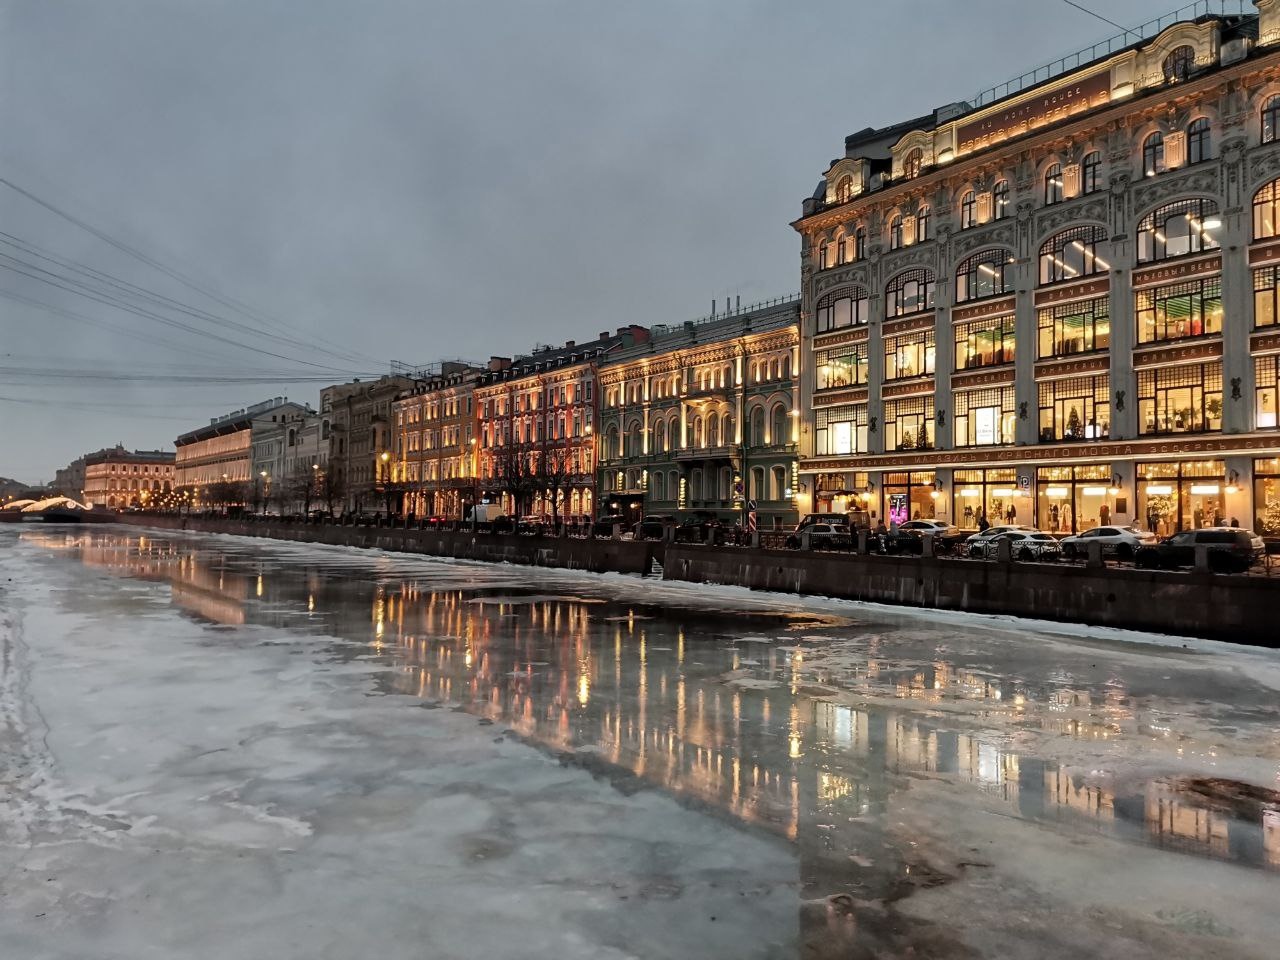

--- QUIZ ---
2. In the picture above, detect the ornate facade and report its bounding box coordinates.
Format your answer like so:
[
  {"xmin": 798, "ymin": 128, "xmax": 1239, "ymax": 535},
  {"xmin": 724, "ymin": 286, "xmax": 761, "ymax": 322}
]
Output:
[
  {"xmin": 795, "ymin": 2, "xmax": 1280, "ymax": 536},
  {"xmin": 597, "ymin": 300, "xmax": 800, "ymax": 528},
  {"xmin": 83, "ymin": 446, "xmax": 174, "ymax": 510}
]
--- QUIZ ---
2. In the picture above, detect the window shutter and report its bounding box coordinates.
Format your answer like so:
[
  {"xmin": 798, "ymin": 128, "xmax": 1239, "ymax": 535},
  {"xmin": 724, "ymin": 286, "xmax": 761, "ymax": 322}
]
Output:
[
  {"xmin": 1062, "ymin": 163, "xmax": 1081, "ymax": 198},
  {"xmin": 1165, "ymin": 131, "xmax": 1186, "ymax": 169},
  {"xmin": 976, "ymin": 192, "xmax": 993, "ymax": 223}
]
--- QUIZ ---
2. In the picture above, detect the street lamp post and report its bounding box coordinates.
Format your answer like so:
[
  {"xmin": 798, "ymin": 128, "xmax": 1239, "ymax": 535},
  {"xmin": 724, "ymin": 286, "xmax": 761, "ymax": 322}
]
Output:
[{"xmin": 379, "ymin": 451, "xmax": 391, "ymax": 519}]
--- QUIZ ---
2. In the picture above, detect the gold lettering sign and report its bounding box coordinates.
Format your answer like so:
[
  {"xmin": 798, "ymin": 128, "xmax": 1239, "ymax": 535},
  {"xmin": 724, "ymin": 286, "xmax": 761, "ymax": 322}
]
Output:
[
  {"xmin": 951, "ymin": 368, "xmax": 1016, "ymax": 390},
  {"xmin": 1034, "ymin": 276, "xmax": 1110, "ymax": 307},
  {"xmin": 1035, "ymin": 356, "xmax": 1110, "ymax": 378},
  {"xmin": 1250, "ymin": 332, "xmax": 1280, "ymax": 354},
  {"xmin": 1132, "ymin": 342, "xmax": 1223, "ymax": 368},
  {"xmin": 1131, "ymin": 255, "xmax": 1221, "ymax": 289},
  {"xmin": 952, "ymin": 296, "xmax": 1016, "ymax": 323},
  {"xmin": 955, "ymin": 71, "xmax": 1112, "ymax": 155},
  {"xmin": 882, "ymin": 314, "xmax": 936, "ymax": 336},
  {"xmin": 1248, "ymin": 240, "xmax": 1280, "ymax": 266}
]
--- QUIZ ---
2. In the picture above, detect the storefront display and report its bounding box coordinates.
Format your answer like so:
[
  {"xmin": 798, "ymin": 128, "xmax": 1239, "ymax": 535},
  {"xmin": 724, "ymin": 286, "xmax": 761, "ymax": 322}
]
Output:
[
  {"xmin": 1254, "ymin": 457, "xmax": 1280, "ymax": 535},
  {"xmin": 1035, "ymin": 464, "xmax": 1115, "ymax": 534},
  {"xmin": 952, "ymin": 468, "xmax": 1022, "ymax": 529},
  {"xmin": 883, "ymin": 471, "xmax": 937, "ymax": 526},
  {"xmin": 814, "ymin": 472, "xmax": 870, "ymax": 517},
  {"xmin": 1137, "ymin": 460, "xmax": 1226, "ymax": 536}
]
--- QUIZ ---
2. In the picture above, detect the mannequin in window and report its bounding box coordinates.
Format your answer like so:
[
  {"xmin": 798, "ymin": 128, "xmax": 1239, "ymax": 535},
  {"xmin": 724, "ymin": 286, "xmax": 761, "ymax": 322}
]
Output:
[
  {"xmin": 1050, "ymin": 502, "xmax": 1060, "ymax": 532},
  {"xmin": 1099, "ymin": 503, "xmax": 1111, "ymax": 526},
  {"xmin": 1006, "ymin": 503, "xmax": 1017, "ymax": 523}
]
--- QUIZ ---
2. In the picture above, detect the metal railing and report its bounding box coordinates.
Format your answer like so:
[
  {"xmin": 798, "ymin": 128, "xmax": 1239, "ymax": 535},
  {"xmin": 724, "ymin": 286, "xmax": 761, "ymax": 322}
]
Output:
[
  {"xmin": 649, "ymin": 293, "xmax": 800, "ymax": 339},
  {"xmin": 971, "ymin": 0, "xmax": 1250, "ymax": 108}
]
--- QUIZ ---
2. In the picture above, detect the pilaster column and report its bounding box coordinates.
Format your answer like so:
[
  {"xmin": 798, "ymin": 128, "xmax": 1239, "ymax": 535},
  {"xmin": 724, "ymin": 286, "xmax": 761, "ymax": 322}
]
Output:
[
  {"xmin": 933, "ymin": 279, "xmax": 954, "ymax": 451},
  {"xmin": 1108, "ymin": 239, "xmax": 1137, "ymax": 439},
  {"xmin": 867, "ymin": 293, "xmax": 886, "ymax": 454},
  {"xmin": 1013, "ymin": 260, "xmax": 1038, "ymax": 445},
  {"xmin": 1220, "ymin": 171, "xmax": 1254, "ymax": 434}
]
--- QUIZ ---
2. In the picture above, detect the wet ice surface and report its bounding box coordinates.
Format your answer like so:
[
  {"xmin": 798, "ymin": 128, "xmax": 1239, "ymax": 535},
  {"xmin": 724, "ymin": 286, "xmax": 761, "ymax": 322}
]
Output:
[{"xmin": 1, "ymin": 528, "xmax": 1278, "ymax": 959}]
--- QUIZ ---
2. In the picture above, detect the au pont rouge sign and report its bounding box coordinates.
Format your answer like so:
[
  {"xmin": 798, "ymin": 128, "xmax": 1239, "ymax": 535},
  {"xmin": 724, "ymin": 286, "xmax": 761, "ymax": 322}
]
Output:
[{"xmin": 956, "ymin": 71, "xmax": 1112, "ymax": 155}]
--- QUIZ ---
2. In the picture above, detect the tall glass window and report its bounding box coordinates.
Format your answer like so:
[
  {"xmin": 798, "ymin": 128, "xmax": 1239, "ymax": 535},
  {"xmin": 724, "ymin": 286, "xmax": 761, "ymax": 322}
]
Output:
[
  {"xmin": 883, "ymin": 396, "xmax": 934, "ymax": 451},
  {"xmin": 1044, "ymin": 163, "xmax": 1064, "ymax": 205},
  {"xmin": 1038, "ymin": 297, "xmax": 1110, "ymax": 357},
  {"xmin": 1255, "ymin": 457, "xmax": 1280, "ymax": 535},
  {"xmin": 886, "ymin": 269, "xmax": 936, "ymax": 317},
  {"xmin": 1143, "ymin": 132, "xmax": 1165, "ymax": 177},
  {"xmin": 1256, "ymin": 355, "xmax": 1279, "ymax": 430},
  {"xmin": 815, "ymin": 344, "xmax": 869, "ymax": 390},
  {"xmin": 954, "ymin": 386, "xmax": 1016, "ymax": 447},
  {"xmin": 889, "ymin": 214, "xmax": 904, "ymax": 250},
  {"xmin": 1187, "ymin": 117, "xmax": 1212, "ymax": 164},
  {"xmin": 955, "ymin": 249, "xmax": 1014, "ymax": 302},
  {"xmin": 1038, "ymin": 375, "xmax": 1111, "ymax": 441},
  {"xmin": 854, "ymin": 226, "xmax": 866, "ymax": 260},
  {"xmin": 903, "ymin": 148, "xmax": 923, "ymax": 179},
  {"xmin": 1264, "ymin": 95, "xmax": 1280, "ymax": 145},
  {"xmin": 993, "ymin": 180, "xmax": 1010, "ymax": 219},
  {"xmin": 960, "ymin": 191, "xmax": 976, "ymax": 229},
  {"xmin": 884, "ymin": 329, "xmax": 935, "ymax": 380},
  {"xmin": 1039, "ymin": 224, "xmax": 1109, "ymax": 284},
  {"xmin": 1253, "ymin": 264, "xmax": 1280, "ymax": 328},
  {"xmin": 1253, "ymin": 177, "xmax": 1280, "ymax": 240},
  {"xmin": 1082, "ymin": 151, "xmax": 1101, "ymax": 194},
  {"xmin": 815, "ymin": 288, "xmax": 869, "ymax": 331},
  {"xmin": 1137, "ymin": 362, "xmax": 1223, "ymax": 435},
  {"xmin": 814, "ymin": 404, "xmax": 868, "ymax": 456},
  {"xmin": 954, "ymin": 314, "xmax": 1016, "ymax": 369},
  {"xmin": 1135, "ymin": 276, "xmax": 1222, "ymax": 344},
  {"xmin": 917, "ymin": 204, "xmax": 931, "ymax": 242},
  {"xmin": 1136, "ymin": 198, "xmax": 1220, "ymax": 262}
]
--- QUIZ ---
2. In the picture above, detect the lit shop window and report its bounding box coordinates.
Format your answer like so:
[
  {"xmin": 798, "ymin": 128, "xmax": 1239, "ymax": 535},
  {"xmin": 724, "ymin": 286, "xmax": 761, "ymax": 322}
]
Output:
[
  {"xmin": 954, "ymin": 386, "xmax": 1016, "ymax": 447},
  {"xmin": 1137, "ymin": 363, "xmax": 1223, "ymax": 435},
  {"xmin": 884, "ymin": 329, "xmax": 935, "ymax": 381},
  {"xmin": 885, "ymin": 269, "xmax": 936, "ymax": 318},
  {"xmin": 883, "ymin": 396, "xmax": 934, "ymax": 452},
  {"xmin": 815, "ymin": 345, "xmax": 869, "ymax": 390},
  {"xmin": 1135, "ymin": 276, "xmax": 1222, "ymax": 344},
  {"xmin": 1039, "ymin": 225, "xmax": 1109, "ymax": 285},
  {"xmin": 954, "ymin": 314, "xmax": 1016, "ymax": 370},
  {"xmin": 955, "ymin": 249, "xmax": 1014, "ymax": 302},
  {"xmin": 1038, "ymin": 375, "xmax": 1110, "ymax": 442},
  {"xmin": 1136, "ymin": 198, "xmax": 1220, "ymax": 262},
  {"xmin": 814, "ymin": 405, "xmax": 868, "ymax": 456}
]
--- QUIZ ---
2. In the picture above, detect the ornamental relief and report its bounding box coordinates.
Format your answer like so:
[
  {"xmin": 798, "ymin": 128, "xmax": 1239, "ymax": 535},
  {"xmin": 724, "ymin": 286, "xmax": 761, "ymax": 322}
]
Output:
[
  {"xmin": 1034, "ymin": 195, "xmax": 1110, "ymax": 237},
  {"xmin": 1247, "ymin": 141, "xmax": 1280, "ymax": 191},
  {"xmin": 813, "ymin": 264, "xmax": 870, "ymax": 295},
  {"xmin": 878, "ymin": 246, "xmax": 939, "ymax": 279},
  {"xmin": 1130, "ymin": 166, "xmax": 1221, "ymax": 212},
  {"xmin": 951, "ymin": 221, "xmax": 1016, "ymax": 258}
]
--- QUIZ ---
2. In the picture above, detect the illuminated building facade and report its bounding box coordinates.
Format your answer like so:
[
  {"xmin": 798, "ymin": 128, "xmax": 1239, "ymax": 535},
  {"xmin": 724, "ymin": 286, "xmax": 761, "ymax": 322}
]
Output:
[
  {"xmin": 596, "ymin": 299, "xmax": 801, "ymax": 528},
  {"xmin": 174, "ymin": 397, "xmax": 311, "ymax": 504},
  {"xmin": 83, "ymin": 446, "xmax": 175, "ymax": 510},
  {"xmin": 795, "ymin": 2, "xmax": 1280, "ymax": 535},
  {"xmin": 474, "ymin": 327, "xmax": 649, "ymax": 519},
  {"xmin": 320, "ymin": 374, "xmax": 417, "ymax": 514}
]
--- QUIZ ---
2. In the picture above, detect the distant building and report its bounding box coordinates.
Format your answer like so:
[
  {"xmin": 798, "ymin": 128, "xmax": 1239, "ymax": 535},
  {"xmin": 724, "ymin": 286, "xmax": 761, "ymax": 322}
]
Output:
[
  {"xmin": 390, "ymin": 360, "xmax": 494, "ymax": 520},
  {"xmin": 474, "ymin": 326, "xmax": 648, "ymax": 519},
  {"xmin": 250, "ymin": 408, "xmax": 330, "ymax": 514},
  {"xmin": 597, "ymin": 300, "xmax": 801, "ymax": 529},
  {"xmin": 321, "ymin": 374, "xmax": 418, "ymax": 514},
  {"xmin": 83, "ymin": 446, "xmax": 175, "ymax": 510},
  {"xmin": 174, "ymin": 398, "xmax": 312, "ymax": 507}
]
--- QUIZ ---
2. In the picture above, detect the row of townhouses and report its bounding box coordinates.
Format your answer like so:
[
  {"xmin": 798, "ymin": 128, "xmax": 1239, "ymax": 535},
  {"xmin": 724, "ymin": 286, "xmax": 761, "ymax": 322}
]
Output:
[{"xmin": 149, "ymin": 3, "xmax": 1280, "ymax": 535}]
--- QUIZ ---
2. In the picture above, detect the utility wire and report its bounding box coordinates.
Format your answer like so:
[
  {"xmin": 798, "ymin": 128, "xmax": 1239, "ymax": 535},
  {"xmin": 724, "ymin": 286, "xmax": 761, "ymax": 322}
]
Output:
[
  {"xmin": 0, "ymin": 175, "xmax": 388, "ymax": 367},
  {"xmin": 1060, "ymin": 0, "xmax": 1130, "ymax": 36}
]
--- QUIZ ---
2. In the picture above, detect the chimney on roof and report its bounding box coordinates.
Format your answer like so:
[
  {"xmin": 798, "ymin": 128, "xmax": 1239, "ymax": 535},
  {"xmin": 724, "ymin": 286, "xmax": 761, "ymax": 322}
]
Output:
[
  {"xmin": 565, "ymin": 339, "xmax": 575, "ymax": 349},
  {"xmin": 599, "ymin": 330, "xmax": 609, "ymax": 340},
  {"xmin": 488, "ymin": 356, "xmax": 511, "ymax": 372}
]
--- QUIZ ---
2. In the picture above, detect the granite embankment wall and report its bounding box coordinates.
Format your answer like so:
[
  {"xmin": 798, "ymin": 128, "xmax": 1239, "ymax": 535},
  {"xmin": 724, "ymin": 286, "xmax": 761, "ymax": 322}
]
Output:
[
  {"xmin": 113, "ymin": 515, "xmax": 1275, "ymax": 645},
  {"xmin": 662, "ymin": 544, "xmax": 1275, "ymax": 645},
  {"xmin": 115, "ymin": 514, "xmax": 658, "ymax": 575}
]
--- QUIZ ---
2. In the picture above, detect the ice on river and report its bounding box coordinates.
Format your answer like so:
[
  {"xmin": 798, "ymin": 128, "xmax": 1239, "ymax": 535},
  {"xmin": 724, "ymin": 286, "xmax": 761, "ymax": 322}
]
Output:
[{"xmin": 1, "ymin": 526, "xmax": 1278, "ymax": 959}]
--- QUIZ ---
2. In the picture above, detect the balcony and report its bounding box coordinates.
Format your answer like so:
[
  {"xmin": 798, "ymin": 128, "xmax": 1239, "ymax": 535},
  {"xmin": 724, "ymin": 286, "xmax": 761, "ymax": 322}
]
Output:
[{"xmin": 674, "ymin": 445, "xmax": 734, "ymax": 461}]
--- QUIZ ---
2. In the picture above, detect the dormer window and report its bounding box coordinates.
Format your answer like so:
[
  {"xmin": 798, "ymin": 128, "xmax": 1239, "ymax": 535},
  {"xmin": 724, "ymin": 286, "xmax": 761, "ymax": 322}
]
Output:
[
  {"xmin": 903, "ymin": 148, "xmax": 923, "ymax": 179},
  {"xmin": 1163, "ymin": 45, "xmax": 1195, "ymax": 84},
  {"xmin": 834, "ymin": 175, "xmax": 854, "ymax": 203}
]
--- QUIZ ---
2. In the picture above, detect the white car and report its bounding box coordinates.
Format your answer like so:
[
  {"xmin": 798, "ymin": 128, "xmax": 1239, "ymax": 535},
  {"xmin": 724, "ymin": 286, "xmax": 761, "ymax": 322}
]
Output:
[
  {"xmin": 962, "ymin": 524, "xmax": 1036, "ymax": 549},
  {"xmin": 1059, "ymin": 525, "xmax": 1156, "ymax": 561},
  {"xmin": 968, "ymin": 529, "xmax": 1062, "ymax": 561}
]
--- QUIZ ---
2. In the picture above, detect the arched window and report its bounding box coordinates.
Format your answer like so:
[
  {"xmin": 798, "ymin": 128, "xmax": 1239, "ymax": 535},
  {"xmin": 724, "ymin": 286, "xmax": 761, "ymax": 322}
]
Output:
[
  {"xmin": 837, "ymin": 230, "xmax": 854, "ymax": 264},
  {"xmin": 834, "ymin": 175, "xmax": 854, "ymax": 203},
  {"xmin": 889, "ymin": 214, "xmax": 904, "ymax": 250},
  {"xmin": 772, "ymin": 466, "xmax": 788, "ymax": 501},
  {"xmin": 1143, "ymin": 132, "xmax": 1165, "ymax": 177},
  {"xmin": 707, "ymin": 413, "xmax": 720, "ymax": 447},
  {"xmin": 1255, "ymin": 177, "xmax": 1280, "ymax": 240},
  {"xmin": 626, "ymin": 420, "xmax": 642, "ymax": 457},
  {"xmin": 605, "ymin": 425, "xmax": 619, "ymax": 460},
  {"xmin": 1039, "ymin": 225, "xmax": 1109, "ymax": 285},
  {"xmin": 1163, "ymin": 45, "xmax": 1195, "ymax": 84},
  {"xmin": 955, "ymin": 249, "xmax": 1015, "ymax": 302},
  {"xmin": 1082, "ymin": 151, "xmax": 1102, "ymax": 194},
  {"xmin": 1187, "ymin": 117, "xmax": 1212, "ymax": 164},
  {"xmin": 886, "ymin": 269, "xmax": 936, "ymax": 317},
  {"xmin": 750, "ymin": 466, "xmax": 765, "ymax": 502},
  {"xmin": 652, "ymin": 472, "xmax": 666, "ymax": 501},
  {"xmin": 692, "ymin": 416, "xmax": 704, "ymax": 447},
  {"xmin": 917, "ymin": 204, "xmax": 931, "ymax": 242},
  {"xmin": 993, "ymin": 180, "xmax": 1010, "ymax": 219},
  {"xmin": 723, "ymin": 412, "xmax": 735, "ymax": 444},
  {"xmin": 960, "ymin": 190, "xmax": 976, "ymax": 229},
  {"xmin": 854, "ymin": 226, "xmax": 866, "ymax": 260},
  {"xmin": 654, "ymin": 420, "xmax": 666, "ymax": 453},
  {"xmin": 1263, "ymin": 94, "xmax": 1280, "ymax": 144},
  {"xmin": 771, "ymin": 404, "xmax": 789, "ymax": 445},
  {"xmin": 819, "ymin": 240, "xmax": 831, "ymax": 269},
  {"xmin": 1137, "ymin": 198, "xmax": 1221, "ymax": 263},
  {"xmin": 903, "ymin": 148, "xmax": 923, "ymax": 179},
  {"xmin": 689, "ymin": 468, "xmax": 703, "ymax": 502},
  {"xmin": 815, "ymin": 287, "xmax": 869, "ymax": 331},
  {"xmin": 1044, "ymin": 163, "xmax": 1064, "ymax": 205},
  {"xmin": 749, "ymin": 406, "xmax": 766, "ymax": 447}
]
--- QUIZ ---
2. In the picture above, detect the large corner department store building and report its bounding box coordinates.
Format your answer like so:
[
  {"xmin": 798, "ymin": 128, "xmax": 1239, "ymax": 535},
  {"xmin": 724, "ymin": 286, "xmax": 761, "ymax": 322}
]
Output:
[{"xmin": 794, "ymin": 1, "xmax": 1280, "ymax": 537}]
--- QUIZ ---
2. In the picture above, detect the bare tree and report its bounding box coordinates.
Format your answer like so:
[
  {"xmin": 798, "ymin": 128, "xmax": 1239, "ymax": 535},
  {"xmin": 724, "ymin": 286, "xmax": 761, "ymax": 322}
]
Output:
[
  {"xmin": 535, "ymin": 440, "xmax": 573, "ymax": 529},
  {"xmin": 493, "ymin": 442, "xmax": 535, "ymax": 518},
  {"xmin": 319, "ymin": 468, "xmax": 346, "ymax": 518},
  {"xmin": 286, "ymin": 465, "xmax": 318, "ymax": 516}
]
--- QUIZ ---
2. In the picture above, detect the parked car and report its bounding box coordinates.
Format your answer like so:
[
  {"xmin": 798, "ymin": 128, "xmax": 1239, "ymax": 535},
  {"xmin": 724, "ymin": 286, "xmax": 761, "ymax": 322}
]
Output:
[
  {"xmin": 516, "ymin": 515, "xmax": 549, "ymax": 535},
  {"xmin": 962, "ymin": 524, "xmax": 1036, "ymax": 547},
  {"xmin": 591, "ymin": 514, "xmax": 628, "ymax": 538},
  {"xmin": 969, "ymin": 530, "xmax": 1062, "ymax": 561},
  {"xmin": 784, "ymin": 522, "xmax": 852, "ymax": 550},
  {"xmin": 634, "ymin": 515, "xmax": 674, "ymax": 541},
  {"xmin": 674, "ymin": 514, "xmax": 725, "ymax": 545},
  {"xmin": 1134, "ymin": 527, "xmax": 1265, "ymax": 573},
  {"xmin": 885, "ymin": 519, "xmax": 966, "ymax": 554},
  {"xmin": 1059, "ymin": 525, "xmax": 1155, "ymax": 560}
]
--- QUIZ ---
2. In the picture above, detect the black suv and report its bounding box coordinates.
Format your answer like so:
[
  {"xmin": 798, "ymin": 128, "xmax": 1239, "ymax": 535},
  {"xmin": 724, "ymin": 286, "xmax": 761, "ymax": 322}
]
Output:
[{"xmin": 1134, "ymin": 528, "xmax": 1265, "ymax": 573}]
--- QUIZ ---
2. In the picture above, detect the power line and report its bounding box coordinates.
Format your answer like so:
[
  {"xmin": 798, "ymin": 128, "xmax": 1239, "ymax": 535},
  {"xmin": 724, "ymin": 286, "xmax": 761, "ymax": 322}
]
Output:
[
  {"xmin": 0, "ymin": 175, "xmax": 388, "ymax": 367},
  {"xmin": 1060, "ymin": 0, "xmax": 1129, "ymax": 35}
]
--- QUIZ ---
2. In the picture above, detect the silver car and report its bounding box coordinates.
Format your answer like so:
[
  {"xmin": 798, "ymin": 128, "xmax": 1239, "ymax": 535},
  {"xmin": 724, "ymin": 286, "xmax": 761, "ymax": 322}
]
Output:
[
  {"xmin": 969, "ymin": 530, "xmax": 1062, "ymax": 561},
  {"xmin": 1059, "ymin": 525, "xmax": 1156, "ymax": 561}
]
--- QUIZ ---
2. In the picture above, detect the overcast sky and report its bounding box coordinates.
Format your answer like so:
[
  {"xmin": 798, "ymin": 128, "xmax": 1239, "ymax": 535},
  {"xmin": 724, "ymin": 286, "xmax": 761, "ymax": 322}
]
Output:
[{"xmin": 2, "ymin": 0, "xmax": 1168, "ymax": 482}]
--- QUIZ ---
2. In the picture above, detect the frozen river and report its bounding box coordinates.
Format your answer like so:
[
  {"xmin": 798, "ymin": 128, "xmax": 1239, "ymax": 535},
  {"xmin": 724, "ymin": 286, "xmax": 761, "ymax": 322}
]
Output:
[{"xmin": 2, "ymin": 527, "xmax": 1278, "ymax": 959}]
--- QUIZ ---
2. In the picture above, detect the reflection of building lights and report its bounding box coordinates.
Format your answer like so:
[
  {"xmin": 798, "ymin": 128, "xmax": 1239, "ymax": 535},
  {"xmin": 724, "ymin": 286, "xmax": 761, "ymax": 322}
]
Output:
[{"xmin": 578, "ymin": 672, "xmax": 590, "ymax": 706}]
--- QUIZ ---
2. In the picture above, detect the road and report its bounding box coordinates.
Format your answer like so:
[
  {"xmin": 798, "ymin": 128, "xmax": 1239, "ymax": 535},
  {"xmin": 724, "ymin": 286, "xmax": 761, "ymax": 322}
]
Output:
[{"xmin": 1, "ymin": 526, "xmax": 1278, "ymax": 959}]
